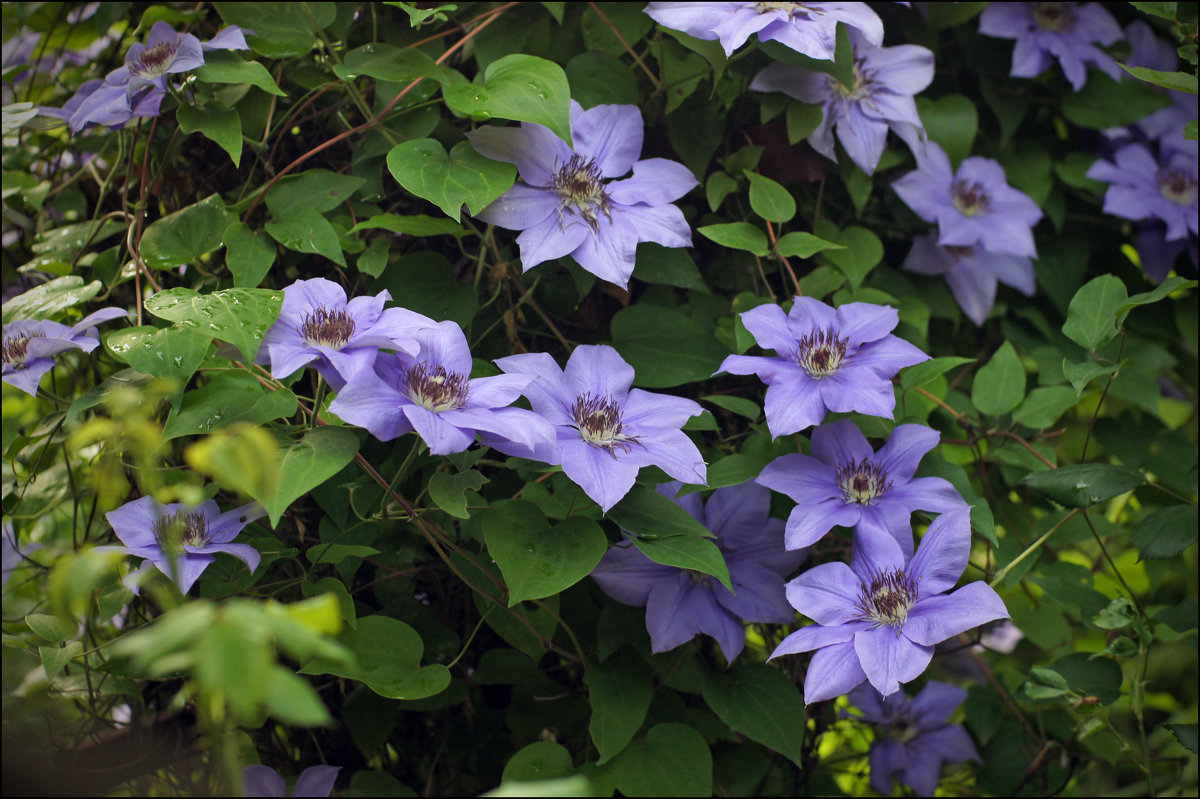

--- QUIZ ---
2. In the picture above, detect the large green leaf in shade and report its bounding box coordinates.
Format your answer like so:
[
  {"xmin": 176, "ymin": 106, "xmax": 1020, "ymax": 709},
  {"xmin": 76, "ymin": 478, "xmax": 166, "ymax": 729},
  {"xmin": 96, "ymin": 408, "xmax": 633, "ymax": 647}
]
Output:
[
  {"xmin": 333, "ymin": 42, "xmax": 459, "ymax": 87},
  {"xmin": 444, "ymin": 54, "xmax": 572, "ymax": 145},
  {"xmin": 696, "ymin": 222, "xmax": 769, "ymax": 256},
  {"xmin": 212, "ymin": 2, "xmax": 336, "ymax": 57},
  {"xmin": 2, "ymin": 275, "xmax": 101, "ymax": 323},
  {"xmin": 377, "ymin": 251, "xmax": 478, "ymax": 327},
  {"xmin": 482, "ymin": 501, "xmax": 607, "ymax": 604},
  {"xmin": 612, "ymin": 723, "xmax": 713, "ymax": 797},
  {"xmin": 900, "ymin": 356, "xmax": 975, "ymax": 390},
  {"xmin": 916, "ymin": 94, "xmax": 978, "ymax": 168},
  {"xmin": 265, "ymin": 208, "xmax": 346, "ymax": 266},
  {"xmin": 1062, "ymin": 72, "xmax": 1173, "ymax": 129},
  {"xmin": 1012, "ymin": 386, "xmax": 1079, "ymax": 429},
  {"xmin": 815, "ymin": 222, "xmax": 883, "ymax": 290},
  {"xmin": 1130, "ymin": 505, "xmax": 1197, "ymax": 560},
  {"xmin": 105, "ymin": 325, "xmax": 210, "ymax": 385},
  {"xmin": 630, "ymin": 536, "xmax": 730, "ymax": 592},
  {"xmin": 177, "ymin": 103, "xmax": 243, "ymax": 167},
  {"xmin": 1019, "ymin": 463, "xmax": 1145, "ymax": 508},
  {"xmin": 139, "ymin": 194, "xmax": 232, "ymax": 270},
  {"xmin": 971, "ymin": 341, "xmax": 1025, "ymax": 415},
  {"xmin": 387, "ymin": 139, "xmax": 516, "ymax": 221},
  {"xmin": 774, "ymin": 231, "xmax": 843, "ymax": 259},
  {"xmin": 163, "ymin": 371, "xmax": 297, "ymax": 440},
  {"xmin": 607, "ymin": 484, "xmax": 713, "ymax": 540},
  {"xmin": 611, "ymin": 304, "xmax": 729, "ymax": 388},
  {"xmin": 1062, "ymin": 274, "xmax": 1127, "ymax": 350},
  {"xmin": 193, "ymin": 50, "xmax": 286, "ymax": 95},
  {"xmin": 300, "ymin": 615, "xmax": 450, "ymax": 700},
  {"xmin": 586, "ymin": 648, "xmax": 653, "ymax": 764},
  {"xmin": 501, "ymin": 741, "xmax": 574, "ymax": 784},
  {"xmin": 265, "ymin": 170, "xmax": 366, "ymax": 218},
  {"xmin": 144, "ymin": 286, "xmax": 282, "ymax": 363},
  {"xmin": 745, "ymin": 171, "xmax": 795, "ymax": 223},
  {"xmin": 223, "ymin": 222, "xmax": 276, "ymax": 288},
  {"xmin": 257, "ymin": 427, "xmax": 361, "ymax": 527},
  {"xmin": 702, "ymin": 665, "xmax": 804, "ymax": 766},
  {"xmin": 428, "ymin": 470, "xmax": 488, "ymax": 519}
]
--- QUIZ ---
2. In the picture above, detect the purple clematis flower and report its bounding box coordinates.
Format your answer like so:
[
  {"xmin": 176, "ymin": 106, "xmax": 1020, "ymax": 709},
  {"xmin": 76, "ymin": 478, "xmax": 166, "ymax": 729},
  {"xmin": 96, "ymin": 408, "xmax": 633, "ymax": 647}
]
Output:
[
  {"xmin": 978, "ymin": 2, "xmax": 1123, "ymax": 92},
  {"xmin": 243, "ymin": 765, "xmax": 340, "ymax": 798},
  {"xmin": 466, "ymin": 101, "xmax": 697, "ymax": 289},
  {"xmin": 1086, "ymin": 144, "xmax": 1198, "ymax": 243},
  {"xmin": 717, "ymin": 297, "xmax": 928, "ymax": 438},
  {"xmin": 902, "ymin": 232, "xmax": 1035, "ymax": 325},
  {"xmin": 259, "ymin": 278, "xmax": 433, "ymax": 392},
  {"xmin": 2, "ymin": 307, "xmax": 129, "ymax": 396},
  {"xmin": 37, "ymin": 79, "xmax": 164, "ymax": 132},
  {"xmin": 644, "ymin": 2, "xmax": 883, "ymax": 59},
  {"xmin": 2, "ymin": 519, "xmax": 43, "ymax": 589},
  {"xmin": 591, "ymin": 480, "xmax": 807, "ymax": 661},
  {"xmin": 892, "ymin": 141, "xmax": 1044, "ymax": 259},
  {"xmin": 749, "ymin": 28, "xmax": 934, "ymax": 175},
  {"xmin": 847, "ymin": 681, "xmax": 980, "ymax": 796},
  {"xmin": 328, "ymin": 320, "xmax": 556, "ymax": 457},
  {"xmin": 494, "ymin": 345, "xmax": 707, "ymax": 512},
  {"xmin": 756, "ymin": 419, "xmax": 966, "ymax": 556},
  {"xmin": 769, "ymin": 508, "xmax": 1008, "ymax": 702},
  {"xmin": 99, "ymin": 496, "xmax": 264, "ymax": 595}
]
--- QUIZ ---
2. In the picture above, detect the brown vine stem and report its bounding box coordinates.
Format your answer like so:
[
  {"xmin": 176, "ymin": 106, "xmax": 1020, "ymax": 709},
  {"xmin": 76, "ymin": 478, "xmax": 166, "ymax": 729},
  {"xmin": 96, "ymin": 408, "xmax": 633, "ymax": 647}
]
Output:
[
  {"xmin": 990, "ymin": 430, "xmax": 1057, "ymax": 469},
  {"xmin": 242, "ymin": 2, "xmax": 519, "ymax": 222},
  {"xmin": 765, "ymin": 219, "xmax": 802, "ymax": 297},
  {"xmin": 911, "ymin": 383, "xmax": 963, "ymax": 420},
  {"xmin": 962, "ymin": 640, "xmax": 1042, "ymax": 746},
  {"xmin": 587, "ymin": 1, "xmax": 662, "ymax": 89}
]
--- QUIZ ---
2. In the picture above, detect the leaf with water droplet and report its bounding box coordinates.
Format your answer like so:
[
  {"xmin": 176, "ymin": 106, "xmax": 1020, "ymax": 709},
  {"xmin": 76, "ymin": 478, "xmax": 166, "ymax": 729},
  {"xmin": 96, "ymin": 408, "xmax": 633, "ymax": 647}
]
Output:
[
  {"xmin": 2, "ymin": 275, "xmax": 102, "ymax": 323},
  {"xmin": 163, "ymin": 371, "xmax": 297, "ymax": 440},
  {"xmin": 481, "ymin": 501, "xmax": 607, "ymax": 605},
  {"xmin": 1019, "ymin": 463, "xmax": 1145, "ymax": 508},
  {"xmin": 104, "ymin": 325, "xmax": 211, "ymax": 387},
  {"xmin": 386, "ymin": 139, "xmax": 515, "ymax": 221},
  {"xmin": 443, "ymin": 54, "xmax": 572, "ymax": 145},
  {"xmin": 140, "ymin": 194, "xmax": 233, "ymax": 271},
  {"xmin": 144, "ymin": 287, "xmax": 282, "ymax": 363}
]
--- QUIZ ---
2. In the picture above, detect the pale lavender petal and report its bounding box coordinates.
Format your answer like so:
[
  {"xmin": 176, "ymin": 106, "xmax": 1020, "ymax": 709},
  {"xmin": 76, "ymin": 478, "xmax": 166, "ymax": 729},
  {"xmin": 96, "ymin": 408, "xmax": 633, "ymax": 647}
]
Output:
[
  {"xmin": 515, "ymin": 214, "xmax": 591, "ymax": 270},
  {"xmin": 804, "ymin": 641, "xmax": 868, "ymax": 703},
  {"xmin": 783, "ymin": 500, "xmax": 859, "ymax": 550},
  {"xmin": 202, "ymin": 26, "xmax": 251, "ymax": 52},
  {"xmin": 739, "ymin": 303, "xmax": 798, "ymax": 354},
  {"xmin": 622, "ymin": 389, "xmax": 702, "ymax": 429},
  {"xmin": 907, "ymin": 508, "xmax": 971, "ymax": 596},
  {"xmin": 945, "ymin": 257, "xmax": 998, "ymax": 325},
  {"xmin": 811, "ymin": 419, "xmax": 874, "ymax": 468},
  {"xmin": 572, "ymin": 102, "xmax": 644, "ymax": 177},
  {"xmin": 716, "ymin": 560, "xmax": 797, "ymax": 624},
  {"xmin": 560, "ymin": 439, "xmax": 639, "ymax": 512},
  {"xmin": 785, "ymin": 562, "xmax": 861, "ymax": 625},
  {"xmin": 567, "ymin": 210, "xmax": 639, "ymax": 288},
  {"xmin": 291, "ymin": 765, "xmax": 341, "ymax": 797},
  {"xmin": 875, "ymin": 424, "xmax": 939, "ymax": 478},
  {"xmin": 770, "ymin": 622, "xmax": 859, "ymax": 657},
  {"xmin": 764, "ymin": 374, "xmax": 828, "ymax": 436},
  {"xmin": 156, "ymin": 553, "xmax": 214, "ymax": 595},
  {"xmin": 402, "ymin": 404, "xmax": 474, "ymax": 454},
  {"xmin": 626, "ymin": 203, "xmax": 692, "ymax": 249},
  {"xmin": 105, "ymin": 496, "xmax": 165, "ymax": 549},
  {"xmin": 910, "ymin": 681, "xmax": 968, "ymax": 729},
  {"xmin": 854, "ymin": 626, "xmax": 933, "ymax": 696},
  {"xmin": 818, "ymin": 365, "xmax": 896, "ymax": 418},
  {"xmin": 243, "ymin": 765, "xmax": 287, "ymax": 798},
  {"xmin": 757, "ymin": 453, "xmax": 837, "ymax": 506},
  {"xmin": 592, "ymin": 542, "xmax": 672, "ymax": 606},
  {"xmin": 564, "ymin": 344, "xmax": 635, "ymax": 398},
  {"xmin": 850, "ymin": 526, "xmax": 906, "ymax": 578},
  {"xmin": 608, "ymin": 158, "xmax": 698, "ymax": 206},
  {"xmin": 628, "ymin": 428, "xmax": 707, "ymax": 486},
  {"xmin": 192, "ymin": 542, "xmax": 260, "ymax": 575},
  {"xmin": 903, "ymin": 582, "xmax": 1010, "ymax": 646},
  {"xmin": 329, "ymin": 375, "xmax": 410, "ymax": 441},
  {"xmin": 473, "ymin": 183, "xmax": 558, "ymax": 230},
  {"xmin": 466, "ymin": 124, "xmax": 568, "ymax": 187}
]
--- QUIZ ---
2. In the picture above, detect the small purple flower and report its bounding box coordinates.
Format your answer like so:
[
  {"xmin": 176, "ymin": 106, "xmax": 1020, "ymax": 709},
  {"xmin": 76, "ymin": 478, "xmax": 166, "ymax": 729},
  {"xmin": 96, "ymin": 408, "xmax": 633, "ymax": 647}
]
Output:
[
  {"xmin": 892, "ymin": 141, "xmax": 1044, "ymax": 259},
  {"xmin": 243, "ymin": 765, "xmax": 340, "ymax": 798},
  {"xmin": 2, "ymin": 307, "xmax": 129, "ymax": 396},
  {"xmin": 37, "ymin": 79, "xmax": 163, "ymax": 132},
  {"xmin": 105, "ymin": 21, "xmax": 207, "ymax": 95},
  {"xmin": 467, "ymin": 101, "xmax": 697, "ymax": 289},
  {"xmin": 717, "ymin": 297, "xmax": 928, "ymax": 438},
  {"xmin": 749, "ymin": 28, "xmax": 934, "ymax": 175},
  {"xmin": 100, "ymin": 496, "xmax": 264, "ymax": 595},
  {"xmin": 259, "ymin": 278, "xmax": 433, "ymax": 391},
  {"xmin": 2, "ymin": 519, "xmax": 43, "ymax": 589},
  {"xmin": 756, "ymin": 420, "xmax": 966, "ymax": 556},
  {"xmin": 1135, "ymin": 221, "xmax": 1198, "ymax": 283},
  {"xmin": 770, "ymin": 508, "xmax": 1008, "ymax": 702},
  {"xmin": 848, "ymin": 681, "xmax": 980, "ymax": 796},
  {"xmin": 978, "ymin": 2, "xmax": 1123, "ymax": 92},
  {"xmin": 644, "ymin": 2, "xmax": 883, "ymax": 60},
  {"xmin": 495, "ymin": 345, "xmax": 707, "ymax": 512},
  {"xmin": 1087, "ymin": 144, "xmax": 1198, "ymax": 243},
  {"xmin": 902, "ymin": 233, "xmax": 1035, "ymax": 325},
  {"xmin": 329, "ymin": 320, "xmax": 556, "ymax": 457},
  {"xmin": 592, "ymin": 480, "xmax": 807, "ymax": 661}
]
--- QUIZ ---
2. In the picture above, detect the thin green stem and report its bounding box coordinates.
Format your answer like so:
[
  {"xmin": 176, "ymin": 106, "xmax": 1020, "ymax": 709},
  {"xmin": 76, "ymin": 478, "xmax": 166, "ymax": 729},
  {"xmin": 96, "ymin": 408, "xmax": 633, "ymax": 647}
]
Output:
[{"xmin": 990, "ymin": 508, "xmax": 1081, "ymax": 587}]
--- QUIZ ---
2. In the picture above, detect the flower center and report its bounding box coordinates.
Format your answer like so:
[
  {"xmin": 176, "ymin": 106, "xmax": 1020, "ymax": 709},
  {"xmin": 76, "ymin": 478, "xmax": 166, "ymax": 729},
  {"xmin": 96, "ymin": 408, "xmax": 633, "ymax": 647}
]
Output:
[
  {"xmin": 571, "ymin": 392, "xmax": 640, "ymax": 456},
  {"xmin": 403, "ymin": 362, "xmax": 469, "ymax": 412},
  {"xmin": 854, "ymin": 568, "xmax": 918, "ymax": 630},
  {"xmin": 951, "ymin": 179, "xmax": 990, "ymax": 216},
  {"xmin": 754, "ymin": 1, "xmax": 817, "ymax": 18},
  {"xmin": 130, "ymin": 40, "xmax": 180, "ymax": 78},
  {"xmin": 1031, "ymin": 2, "xmax": 1076, "ymax": 32},
  {"xmin": 835, "ymin": 459, "xmax": 891, "ymax": 505},
  {"xmin": 1, "ymin": 330, "xmax": 45, "ymax": 366},
  {"xmin": 552, "ymin": 154, "xmax": 613, "ymax": 231},
  {"xmin": 153, "ymin": 510, "xmax": 211, "ymax": 552},
  {"xmin": 685, "ymin": 569, "xmax": 712, "ymax": 587},
  {"xmin": 300, "ymin": 307, "xmax": 356, "ymax": 349},
  {"xmin": 790, "ymin": 328, "xmax": 849, "ymax": 379},
  {"xmin": 831, "ymin": 61, "xmax": 872, "ymax": 101},
  {"xmin": 1158, "ymin": 167, "xmax": 1197, "ymax": 207},
  {"xmin": 887, "ymin": 715, "xmax": 921, "ymax": 743},
  {"xmin": 945, "ymin": 244, "xmax": 975, "ymax": 259}
]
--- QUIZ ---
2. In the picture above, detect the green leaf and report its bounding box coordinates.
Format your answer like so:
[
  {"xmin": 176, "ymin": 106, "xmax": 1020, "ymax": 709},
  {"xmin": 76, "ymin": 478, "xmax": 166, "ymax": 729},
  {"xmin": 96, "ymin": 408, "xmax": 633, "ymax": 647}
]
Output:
[
  {"xmin": 212, "ymin": 2, "xmax": 333, "ymax": 58},
  {"xmin": 105, "ymin": 325, "xmax": 210, "ymax": 385},
  {"xmin": 26, "ymin": 613, "xmax": 77, "ymax": 643},
  {"xmin": 502, "ymin": 741, "xmax": 574, "ymax": 784},
  {"xmin": 1166, "ymin": 723, "xmax": 1199, "ymax": 754},
  {"xmin": 265, "ymin": 170, "xmax": 366, "ymax": 218},
  {"xmin": 301, "ymin": 578, "xmax": 358, "ymax": 629},
  {"xmin": 1022, "ymin": 667, "xmax": 1070, "ymax": 700},
  {"xmin": 926, "ymin": 1, "xmax": 987, "ymax": 29},
  {"xmin": 1154, "ymin": 596, "xmax": 1197, "ymax": 632},
  {"xmin": 900, "ymin": 356, "xmax": 974, "ymax": 390},
  {"xmin": 164, "ymin": 372, "xmax": 297, "ymax": 439},
  {"xmin": 971, "ymin": 342, "xmax": 1025, "ymax": 415},
  {"xmin": 1019, "ymin": 463, "xmax": 1145, "ymax": 508},
  {"xmin": 633, "ymin": 244, "xmax": 708, "ymax": 291},
  {"xmin": 1012, "ymin": 386, "xmax": 1079, "ymax": 429},
  {"xmin": 305, "ymin": 544, "xmax": 381, "ymax": 565},
  {"xmin": 705, "ymin": 171, "xmax": 739, "ymax": 212},
  {"xmin": 1119, "ymin": 63, "xmax": 1197, "ymax": 93},
  {"xmin": 612, "ymin": 723, "xmax": 712, "ymax": 798},
  {"xmin": 265, "ymin": 207, "xmax": 347, "ymax": 266},
  {"xmin": 678, "ymin": 451, "xmax": 779, "ymax": 496},
  {"xmin": 139, "ymin": 194, "xmax": 232, "ymax": 270},
  {"xmin": 192, "ymin": 50, "xmax": 286, "ymax": 95},
  {"xmin": 785, "ymin": 101, "xmax": 822, "ymax": 145},
  {"xmin": 1119, "ymin": 276, "xmax": 1198, "ymax": 323},
  {"xmin": 376, "ymin": 251, "xmax": 477, "ymax": 327},
  {"xmin": 444, "ymin": 54, "xmax": 572, "ymax": 145},
  {"xmin": 1131, "ymin": 504, "xmax": 1198, "ymax": 560},
  {"xmin": 355, "ymin": 237, "xmax": 388, "ymax": 277},
  {"xmin": 1062, "ymin": 358, "xmax": 1118, "ymax": 395},
  {"xmin": 566, "ymin": 51, "xmax": 640, "ymax": 108},
  {"xmin": 483, "ymin": 502, "xmax": 607, "ymax": 604},
  {"xmin": 2, "ymin": 275, "xmax": 101, "ymax": 323},
  {"xmin": 701, "ymin": 395, "xmax": 760, "ymax": 420},
  {"xmin": 607, "ymin": 484, "xmax": 714, "ymax": 541},
  {"xmin": 263, "ymin": 665, "xmax": 330, "ymax": 726},
  {"xmin": 629, "ymin": 536, "xmax": 731, "ymax": 592},
  {"xmin": 40, "ymin": 641, "xmax": 82, "ymax": 681},
  {"xmin": 1062, "ymin": 71, "xmax": 1172, "ymax": 129},
  {"xmin": 144, "ymin": 286, "xmax": 283, "ymax": 363},
  {"xmin": 1092, "ymin": 596, "xmax": 1138, "ymax": 630},
  {"xmin": 611, "ymin": 304, "xmax": 729, "ymax": 388},
  {"xmin": 258, "ymin": 427, "xmax": 361, "ymax": 527},
  {"xmin": 194, "ymin": 610, "xmax": 273, "ymax": 718},
  {"xmin": 696, "ymin": 222, "xmax": 769, "ymax": 256},
  {"xmin": 387, "ymin": 139, "xmax": 516, "ymax": 221},
  {"xmin": 587, "ymin": 648, "xmax": 653, "ymax": 764},
  {"xmin": 818, "ymin": 224, "xmax": 882, "ymax": 290},
  {"xmin": 1054, "ymin": 151, "xmax": 1106, "ymax": 193},
  {"xmin": 1063, "ymin": 275, "xmax": 1128, "ymax": 350},
  {"xmin": 916, "ymin": 94, "xmax": 978, "ymax": 167},
  {"xmin": 582, "ymin": 2, "xmax": 654, "ymax": 55},
  {"xmin": 301, "ymin": 615, "xmax": 450, "ymax": 700},
  {"xmin": 774, "ymin": 231, "xmax": 843, "ymax": 259},
  {"xmin": 428, "ymin": 470, "xmax": 488, "ymax": 519},
  {"xmin": 745, "ymin": 171, "xmax": 796, "ymax": 223},
  {"xmin": 702, "ymin": 665, "xmax": 804, "ymax": 766},
  {"xmin": 1048, "ymin": 652, "xmax": 1123, "ymax": 705},
  {"xmin": 1129, "ymin": 2, "xmax": 1178, "ymax": 21},
  {"xmin": 223, "ymin": 222, "xmax": 276, "ymax": 288},
  {"xmin": 333, "ymin": 42, "xmax": 457, "ymax": 86},
  {"xmin": 177, "ymin": 103, "xmax": 242, "ymax": 167},
  {"xmin": 349, "ymin": 213, "xmax": 467, "ymax": 238}
]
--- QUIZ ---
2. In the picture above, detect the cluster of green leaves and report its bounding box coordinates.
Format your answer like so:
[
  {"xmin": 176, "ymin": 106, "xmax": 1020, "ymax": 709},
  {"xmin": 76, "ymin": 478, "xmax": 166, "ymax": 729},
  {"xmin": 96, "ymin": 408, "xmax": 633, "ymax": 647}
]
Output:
[{"xmin": 2, "ymin": 2, "xmax": 1197, "ymax": 797}]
